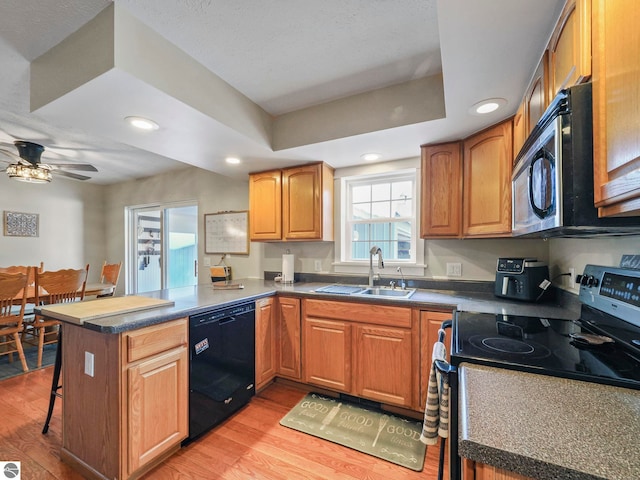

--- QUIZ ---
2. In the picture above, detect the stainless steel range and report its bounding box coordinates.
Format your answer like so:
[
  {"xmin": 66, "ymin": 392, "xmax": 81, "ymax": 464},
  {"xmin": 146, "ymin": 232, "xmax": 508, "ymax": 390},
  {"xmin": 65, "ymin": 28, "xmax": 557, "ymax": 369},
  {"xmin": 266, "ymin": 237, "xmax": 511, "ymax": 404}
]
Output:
[{"xmin": 438, "ymin": 264, "xmax": 640, "ymax": 480}]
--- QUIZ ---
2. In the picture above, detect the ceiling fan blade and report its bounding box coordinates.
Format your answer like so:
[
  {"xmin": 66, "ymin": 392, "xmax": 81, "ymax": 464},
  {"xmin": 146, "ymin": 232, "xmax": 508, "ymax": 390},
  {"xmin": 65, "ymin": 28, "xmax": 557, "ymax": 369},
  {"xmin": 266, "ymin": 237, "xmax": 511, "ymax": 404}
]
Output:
[
  {"xmin": 48, "ymin": 163, "xmax": 98, "ymax": 172},
  {"xmin": 51, "ymin": 170, "xmax": 91, "ymax": 181}
]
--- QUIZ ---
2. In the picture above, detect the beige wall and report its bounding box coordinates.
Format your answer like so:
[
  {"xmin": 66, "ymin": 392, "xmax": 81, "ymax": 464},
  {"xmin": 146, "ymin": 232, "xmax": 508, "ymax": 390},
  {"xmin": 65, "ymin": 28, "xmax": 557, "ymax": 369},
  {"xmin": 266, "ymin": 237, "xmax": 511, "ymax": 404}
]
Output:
[
  {"xmin": 104, "ymin": 166, "xmax": 264, "ymax": 293},
  {"xmin": 0, "ymin": 174, "xmax": 105, "ymax": 280}
]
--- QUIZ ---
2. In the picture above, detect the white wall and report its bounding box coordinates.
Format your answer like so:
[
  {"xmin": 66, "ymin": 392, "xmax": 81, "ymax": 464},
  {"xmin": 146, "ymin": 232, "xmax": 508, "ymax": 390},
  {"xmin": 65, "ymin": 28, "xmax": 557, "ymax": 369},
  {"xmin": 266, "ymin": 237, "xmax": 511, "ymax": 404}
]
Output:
[{"xmin": 0, "ymin": 174, "xmax": 105, "ymax": 280}]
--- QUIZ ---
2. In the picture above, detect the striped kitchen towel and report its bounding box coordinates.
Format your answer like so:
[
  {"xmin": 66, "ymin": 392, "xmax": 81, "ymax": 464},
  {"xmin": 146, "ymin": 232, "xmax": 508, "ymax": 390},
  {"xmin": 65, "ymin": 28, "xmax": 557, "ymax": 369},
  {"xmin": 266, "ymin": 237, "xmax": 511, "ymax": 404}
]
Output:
[{"xmin": 420, "ymin": 336, "xmax": 449, "ymax": 445}]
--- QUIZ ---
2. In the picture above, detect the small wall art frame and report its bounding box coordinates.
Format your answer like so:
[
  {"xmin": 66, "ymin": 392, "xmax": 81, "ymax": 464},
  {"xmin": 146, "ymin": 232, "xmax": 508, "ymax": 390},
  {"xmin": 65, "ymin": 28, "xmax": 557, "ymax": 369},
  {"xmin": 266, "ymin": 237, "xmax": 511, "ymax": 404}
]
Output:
[{"xmin": 3, "ymin": 211, "xmax": 39, "ymax": 237}]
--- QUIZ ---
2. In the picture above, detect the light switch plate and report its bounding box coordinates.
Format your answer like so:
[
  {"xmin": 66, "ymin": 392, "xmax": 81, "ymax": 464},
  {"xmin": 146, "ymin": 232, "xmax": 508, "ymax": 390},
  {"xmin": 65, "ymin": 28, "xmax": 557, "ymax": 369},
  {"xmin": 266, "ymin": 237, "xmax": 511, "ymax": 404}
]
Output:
[{"xmin": 84, "ymin": 351, "xmax": 94, "ymax": 377}]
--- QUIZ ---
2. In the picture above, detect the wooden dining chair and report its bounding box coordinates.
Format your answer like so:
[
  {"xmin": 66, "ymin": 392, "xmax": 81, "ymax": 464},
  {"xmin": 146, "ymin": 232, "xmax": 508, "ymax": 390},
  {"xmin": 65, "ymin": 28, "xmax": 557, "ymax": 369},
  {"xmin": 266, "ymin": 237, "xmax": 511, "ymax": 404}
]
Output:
[
  {"xmin": 28, "ymin": 265, "xmax": 89, "ymax": 368},
  {"xmin": 98, "ymin": 261, "xmax": 122, "ymax": 297},
  {"xmin": 0, "ymin": 268, "xmax": 31, "ymax": 372}
]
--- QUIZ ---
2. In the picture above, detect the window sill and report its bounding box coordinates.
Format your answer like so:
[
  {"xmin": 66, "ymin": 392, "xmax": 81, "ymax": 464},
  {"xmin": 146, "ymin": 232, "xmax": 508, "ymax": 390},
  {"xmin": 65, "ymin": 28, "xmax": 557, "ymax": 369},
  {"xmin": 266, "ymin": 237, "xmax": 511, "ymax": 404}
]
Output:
[{"xmin": 332, "ymin": 262, "xmax": 427, "ymax": 277}]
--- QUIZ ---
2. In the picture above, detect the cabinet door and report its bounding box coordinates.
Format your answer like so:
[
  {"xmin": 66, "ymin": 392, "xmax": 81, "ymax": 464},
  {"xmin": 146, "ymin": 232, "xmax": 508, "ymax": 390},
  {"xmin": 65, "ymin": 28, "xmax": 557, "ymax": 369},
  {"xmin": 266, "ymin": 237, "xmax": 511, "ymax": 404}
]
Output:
[
  {"xmin": 283, "ymin": 163, "xmax": 323, "ymax": 240},
  {"xmin": 249, "ymin": 170, "xmax": 282, "ymax": 240},
  {"xmin": 420, "ymin": 142, "xmax": 463, "ymax": 238},
  {"xmin": 548, "ymin": 0, "xmax": 591, "ymax": 98},
  {"xmin": 592, "ymin": 0, "xmax": 640, "ymax": 216},
  {"xmin": 525, "ymin": 51, "xmax": 548, "ymax": 134},
  {"xmin": 127, "ymin": 346, "xmax": 188, "ymax": 475},
  {"xmin": 462, "ymin": 120, "xmax": 513, "ymax": 237},
  {"xmin": 277, "ymin": 296, "xmax": 302, "ymax": 379},
  {"xmin": 419, "ymin": 311, "xmax": 452, "ymax": 409},
  {"xmin": 303, "ymin": 318, "xmax": 351, "ymax": 392},
  {"xmin": 473, "ymin": 461, "xmax": 535, "ymax": 480},
  {"xmin": 512, "ymin": 104, "xmax": 526, "ymax": 162},
  {"xmin": 353, "ymin": 324, "xmax": 413, "ymax": 407},
  {"xmin": 255, "ymin": 297, "xmax": 277, "ymax": 390}
]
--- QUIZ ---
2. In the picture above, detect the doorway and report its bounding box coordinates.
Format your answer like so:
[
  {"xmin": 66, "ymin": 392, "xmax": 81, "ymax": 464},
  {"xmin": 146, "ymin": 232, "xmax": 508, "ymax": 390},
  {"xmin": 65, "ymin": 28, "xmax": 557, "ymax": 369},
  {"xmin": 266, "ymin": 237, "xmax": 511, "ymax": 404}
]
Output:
[{"xmin": 127, "ymin": 202, "xmax": 198, "ymax": 294}]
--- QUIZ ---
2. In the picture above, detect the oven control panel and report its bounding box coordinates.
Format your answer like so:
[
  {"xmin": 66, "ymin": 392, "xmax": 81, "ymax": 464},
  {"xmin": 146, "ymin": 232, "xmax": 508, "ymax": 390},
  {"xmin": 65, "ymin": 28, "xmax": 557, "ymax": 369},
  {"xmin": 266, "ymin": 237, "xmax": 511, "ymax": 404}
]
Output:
[{"xmin": 579, "ymin": 264, "xmax": 640, "ymax": 328}]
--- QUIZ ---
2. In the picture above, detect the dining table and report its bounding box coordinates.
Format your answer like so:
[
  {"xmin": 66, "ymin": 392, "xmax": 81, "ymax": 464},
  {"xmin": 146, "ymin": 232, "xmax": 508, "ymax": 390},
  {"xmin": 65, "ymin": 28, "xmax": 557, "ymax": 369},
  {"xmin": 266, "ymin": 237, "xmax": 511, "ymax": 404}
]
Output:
[{"xmin": 16, "ymin": 282, "xmax": 116, "ymax": 304}]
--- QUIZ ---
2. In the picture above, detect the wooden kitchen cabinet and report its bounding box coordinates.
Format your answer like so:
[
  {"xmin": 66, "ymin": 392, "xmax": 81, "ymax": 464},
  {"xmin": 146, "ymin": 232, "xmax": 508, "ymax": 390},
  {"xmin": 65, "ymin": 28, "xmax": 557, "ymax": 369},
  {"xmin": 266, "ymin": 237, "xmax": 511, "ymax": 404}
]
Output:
[
  {"xmin": 462, "ymin": 119, "xmax": 513, "ymax": 237},
  {"xmin": 255, "ymin": 297, "xmax": 277, "ymax": 390},
  {"xmin": 353, "ymin": 323, "xmax": 413, "ymax": 406},
  {"xmin": 592, "ymin": 0, "xmax": 640, "ymax": 216},
  {"xmin": 468, "ymin": 460, "xmax": 535, "ymax": 480},
  {"xmin": 512, "ymin": 102, "xmax": 526, "ymax": 161},
  {"xmin": 303, "ymin": 317, "xmax": 352, "ymax": 391},
  {"xmin": 249, "ymin": 169, "xmax": 282, "ymax": 240},
  {"xmin": 525, "ymin": 51, "xmax": 548, "ymax": 135},
  {"xmin": 548, "ymin": 0, "xmax": 591, "ymax": 99},
  {"xmin": 276, "ymin": 296, "xmax": 302, "ymax": 379},
  {"xmin": 249, "ymin": 162, "xmax": 334, "ymax": 241},
  {"xmin": 62, "ymin": 318, "xmax": 188, "ymax": 480},
  {"xmin": 418, "ymin": 310, "xmax": 452, "ymax": 408},
  {"xmin": 420, "ymin": 142, "xmax": 463, "ymax": 238},
  {"xmin": 302, "ymin": 299, "xmax": 419, "ymax": 409}
]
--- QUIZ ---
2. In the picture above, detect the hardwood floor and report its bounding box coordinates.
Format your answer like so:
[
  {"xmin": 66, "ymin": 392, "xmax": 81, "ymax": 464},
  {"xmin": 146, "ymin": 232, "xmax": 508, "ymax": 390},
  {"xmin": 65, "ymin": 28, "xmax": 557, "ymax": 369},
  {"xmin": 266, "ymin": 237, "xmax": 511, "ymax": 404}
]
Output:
[{"xmin": 0, "ymin": 368, "xmax": 447, "ymax": 479}]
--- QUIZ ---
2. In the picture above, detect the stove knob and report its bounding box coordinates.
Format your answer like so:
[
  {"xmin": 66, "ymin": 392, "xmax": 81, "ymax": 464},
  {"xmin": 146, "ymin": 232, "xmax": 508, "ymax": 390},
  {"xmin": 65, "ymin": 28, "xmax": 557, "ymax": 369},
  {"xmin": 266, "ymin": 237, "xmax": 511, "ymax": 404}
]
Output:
[
  {"xmin": 580, "ymin": 275, "xmax": 590, "ymax": 286},
  {"xmin": 576, "ymin": 274, "xmax": 584, "ymax": 284}
]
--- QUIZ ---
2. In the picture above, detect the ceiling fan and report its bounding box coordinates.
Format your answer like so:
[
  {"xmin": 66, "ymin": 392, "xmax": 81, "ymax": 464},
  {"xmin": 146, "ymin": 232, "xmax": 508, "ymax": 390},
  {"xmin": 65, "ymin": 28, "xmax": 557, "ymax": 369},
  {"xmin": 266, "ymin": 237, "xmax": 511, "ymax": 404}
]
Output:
[{"xmin": 0, "ymin": 140, "xmax": 98, "ymax": 183}]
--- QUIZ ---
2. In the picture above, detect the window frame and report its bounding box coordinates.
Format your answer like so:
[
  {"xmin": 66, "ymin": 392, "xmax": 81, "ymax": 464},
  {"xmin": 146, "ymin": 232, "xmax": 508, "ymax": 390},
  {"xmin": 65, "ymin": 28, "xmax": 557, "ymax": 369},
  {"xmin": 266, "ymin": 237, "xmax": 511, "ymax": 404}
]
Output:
[{"xmin": 334, "ymin": 163, "xmax": 425, "ymax": 276}]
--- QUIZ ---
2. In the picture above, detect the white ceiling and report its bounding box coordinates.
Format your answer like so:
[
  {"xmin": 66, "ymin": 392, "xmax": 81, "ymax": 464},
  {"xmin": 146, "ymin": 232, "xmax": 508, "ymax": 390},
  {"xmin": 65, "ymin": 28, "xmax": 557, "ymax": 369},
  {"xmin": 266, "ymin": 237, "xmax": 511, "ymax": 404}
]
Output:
[{"xmin": 0, "ymin": 0, "xmax": 564, "ymax": 185}]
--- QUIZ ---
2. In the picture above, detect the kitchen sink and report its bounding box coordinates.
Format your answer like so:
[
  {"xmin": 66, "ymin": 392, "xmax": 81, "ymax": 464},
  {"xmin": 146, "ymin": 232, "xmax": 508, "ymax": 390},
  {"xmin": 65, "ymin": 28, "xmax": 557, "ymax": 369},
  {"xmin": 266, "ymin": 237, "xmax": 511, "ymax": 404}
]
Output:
[
  {"xmin": 353, "ymin": 287, "xmax": 416, "ymax": 299},
  {"xmin": 314, "ymin": 284, "xmax": 416, "ymax": 299}
]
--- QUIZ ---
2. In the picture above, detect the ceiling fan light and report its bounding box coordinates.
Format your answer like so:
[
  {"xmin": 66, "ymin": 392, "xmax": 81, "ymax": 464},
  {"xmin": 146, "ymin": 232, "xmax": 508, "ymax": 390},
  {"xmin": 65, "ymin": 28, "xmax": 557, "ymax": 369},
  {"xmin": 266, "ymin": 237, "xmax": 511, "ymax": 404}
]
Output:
[
  {"xmin": 125, "ymin": 116, "xmax": 159, "ymax": 131},
  {"xmin": 6, "ymin": 163, "xmax": 52, "ymax": 183}
]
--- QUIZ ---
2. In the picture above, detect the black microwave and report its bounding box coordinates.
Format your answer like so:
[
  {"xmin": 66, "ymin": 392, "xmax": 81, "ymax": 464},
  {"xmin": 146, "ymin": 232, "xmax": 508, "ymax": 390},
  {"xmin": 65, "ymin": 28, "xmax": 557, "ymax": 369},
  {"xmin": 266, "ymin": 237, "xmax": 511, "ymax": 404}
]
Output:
[{"xmin": 512, "ymin": 82, "xmax": 640, "ymax": 237}]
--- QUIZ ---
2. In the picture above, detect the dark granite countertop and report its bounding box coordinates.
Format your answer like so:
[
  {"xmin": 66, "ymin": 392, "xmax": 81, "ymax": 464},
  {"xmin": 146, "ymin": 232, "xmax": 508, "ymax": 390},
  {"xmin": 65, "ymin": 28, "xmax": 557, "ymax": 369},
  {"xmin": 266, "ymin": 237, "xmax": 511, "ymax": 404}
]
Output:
[
  {"xmin": 38, "ymin": 277, "xmax": 580, "ymax": 333},
  {"xmin": 459, "ymin": 364, "xmax": 640, "ymax": 480}
]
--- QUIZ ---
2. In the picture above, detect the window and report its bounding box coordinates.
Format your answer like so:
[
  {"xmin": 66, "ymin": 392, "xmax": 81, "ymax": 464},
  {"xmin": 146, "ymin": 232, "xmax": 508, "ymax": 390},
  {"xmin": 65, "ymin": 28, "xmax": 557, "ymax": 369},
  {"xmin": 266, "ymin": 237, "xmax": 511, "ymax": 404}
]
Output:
[{"xmin": 343, "ymin": 169, "xmax": 417, "ymax": 263}]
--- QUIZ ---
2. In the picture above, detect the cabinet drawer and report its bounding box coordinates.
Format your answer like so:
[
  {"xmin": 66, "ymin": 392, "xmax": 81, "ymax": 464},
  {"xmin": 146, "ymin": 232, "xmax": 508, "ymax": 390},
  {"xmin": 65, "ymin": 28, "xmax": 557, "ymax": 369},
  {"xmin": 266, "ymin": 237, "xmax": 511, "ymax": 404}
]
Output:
[
  {"xmin": 125, "ymin": 318, "xmax": 187, "ymax": 363},
  {"xmin": 304, "ymin": 299, "xmax": 411, "ymax": 328}
]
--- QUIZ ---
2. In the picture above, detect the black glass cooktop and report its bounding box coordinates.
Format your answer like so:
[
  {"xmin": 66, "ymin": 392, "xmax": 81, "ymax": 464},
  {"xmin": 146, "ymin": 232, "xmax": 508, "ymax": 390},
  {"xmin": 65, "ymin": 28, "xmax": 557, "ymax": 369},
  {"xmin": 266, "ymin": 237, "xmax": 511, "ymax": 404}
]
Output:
[{"xmin": 451, "ymin": 310, "xmax": 640, "ymax": 390}]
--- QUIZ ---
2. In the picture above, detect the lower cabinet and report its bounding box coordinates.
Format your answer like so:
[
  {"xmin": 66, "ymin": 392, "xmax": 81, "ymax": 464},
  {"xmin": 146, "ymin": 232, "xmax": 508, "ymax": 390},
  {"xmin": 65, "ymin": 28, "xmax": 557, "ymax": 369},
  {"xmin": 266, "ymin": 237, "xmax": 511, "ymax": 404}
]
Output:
[
  {"xmin": 62, "ymin": 318, "xmax": 188, "ymax": 480},
  {"xmin": 302, "ymin": 299, "xmax": 418, "ymax": 409},
  {"xmin": 255, "ymin": 297, "xmax": 277, "ymax": 390},
  {"xmin": 277, "ymin": 296, "xmax": 302, "ymax": 379},
  {"xmin": 466, "ymin": 459, "xmax": 535, "ymax": 480},
  {"xmin": 419, "ymin": 310, "xmax": 453, "ymax": 408}
]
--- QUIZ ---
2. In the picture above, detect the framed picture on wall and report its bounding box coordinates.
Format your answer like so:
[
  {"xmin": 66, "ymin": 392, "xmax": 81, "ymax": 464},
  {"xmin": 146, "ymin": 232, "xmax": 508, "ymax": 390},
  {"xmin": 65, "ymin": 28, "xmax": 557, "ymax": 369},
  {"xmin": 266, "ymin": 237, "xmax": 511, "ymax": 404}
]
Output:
[{"xmin": 3, "ymin": 211, "xmax": 39, "ymax": 237}]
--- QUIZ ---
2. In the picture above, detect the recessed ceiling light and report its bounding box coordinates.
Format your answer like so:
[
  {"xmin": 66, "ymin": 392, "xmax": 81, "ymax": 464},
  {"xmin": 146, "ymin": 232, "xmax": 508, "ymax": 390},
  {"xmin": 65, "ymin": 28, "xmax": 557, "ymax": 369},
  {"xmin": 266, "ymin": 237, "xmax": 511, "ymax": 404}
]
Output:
[
  {"xmin": 125, "ymin": 116, "xmax": 159, "ymax": 131},
  {"xmin": 470, "ymin": 98, "xmax": 507, "ymax": 115},
  {"xmin": 225, "ymin": 157, "xmax": 241, "ymax": 165},
  {"xmin": 361, "ymin": 153, "xmax": 381, "ymax": 162}
]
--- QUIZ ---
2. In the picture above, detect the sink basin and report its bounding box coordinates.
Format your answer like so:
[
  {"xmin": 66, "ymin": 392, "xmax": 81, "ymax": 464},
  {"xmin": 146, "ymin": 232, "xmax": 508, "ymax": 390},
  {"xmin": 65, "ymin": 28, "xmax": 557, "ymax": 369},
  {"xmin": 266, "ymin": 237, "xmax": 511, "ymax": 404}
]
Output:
[{"xmin": 354, "ymin": 287, "xmax": 416, "ymax": 299}]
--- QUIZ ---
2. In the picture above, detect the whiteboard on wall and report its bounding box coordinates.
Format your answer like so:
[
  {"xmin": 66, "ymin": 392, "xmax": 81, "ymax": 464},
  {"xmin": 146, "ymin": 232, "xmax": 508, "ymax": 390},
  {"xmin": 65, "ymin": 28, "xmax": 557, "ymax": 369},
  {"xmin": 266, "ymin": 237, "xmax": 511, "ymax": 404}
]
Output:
[{"xmin": 204, "ymin": 211, "xmax": 249, "ymax": 255}]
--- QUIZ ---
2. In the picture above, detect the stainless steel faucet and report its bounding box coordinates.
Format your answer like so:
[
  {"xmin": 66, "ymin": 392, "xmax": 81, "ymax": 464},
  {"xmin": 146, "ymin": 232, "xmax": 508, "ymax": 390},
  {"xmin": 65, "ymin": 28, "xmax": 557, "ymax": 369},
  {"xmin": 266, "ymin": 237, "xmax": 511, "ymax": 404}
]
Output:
[
  {"xmin": 368, "ymin": 246, "xmax": 384, "ymax": 287},
  {"xmin": 396, "ymin": 266, "xmax": 406, "ymax": 290}
]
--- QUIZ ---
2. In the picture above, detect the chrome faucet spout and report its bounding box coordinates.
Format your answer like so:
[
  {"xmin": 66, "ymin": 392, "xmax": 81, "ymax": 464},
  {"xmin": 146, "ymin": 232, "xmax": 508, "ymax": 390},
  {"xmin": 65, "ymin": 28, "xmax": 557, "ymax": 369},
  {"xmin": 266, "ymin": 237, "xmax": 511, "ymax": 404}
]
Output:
[
  {"xmin": 397, "ymin": 266, "xmax": 406, "ymax": 290},
  {"xmin": 368, "ymin": 246, "xmax": 384, "ymax": 287}
]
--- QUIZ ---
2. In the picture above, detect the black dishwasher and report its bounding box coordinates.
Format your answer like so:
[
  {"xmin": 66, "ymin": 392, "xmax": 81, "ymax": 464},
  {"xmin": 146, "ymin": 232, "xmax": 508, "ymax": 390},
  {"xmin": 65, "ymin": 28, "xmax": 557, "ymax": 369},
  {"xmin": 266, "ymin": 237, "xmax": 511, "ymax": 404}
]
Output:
[{"xmin": 186, "ymin": 301, "xmax": 255, "ymax": 443}]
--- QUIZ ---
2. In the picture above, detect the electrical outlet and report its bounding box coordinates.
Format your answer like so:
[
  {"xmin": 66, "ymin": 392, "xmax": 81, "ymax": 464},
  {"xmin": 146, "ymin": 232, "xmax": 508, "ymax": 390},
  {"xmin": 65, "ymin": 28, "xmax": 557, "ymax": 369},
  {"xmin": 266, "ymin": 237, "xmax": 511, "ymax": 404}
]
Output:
[
  {"xmin": 568, "ymin": 267, "xmax": 576, "ymax": 288},
  {"xmin": 446, "ymin": 262, "xmax": 462, "ymax": 277},
  {"xmin": 314, "ymin": 260, "xmax": 322, "ymax": 272}
]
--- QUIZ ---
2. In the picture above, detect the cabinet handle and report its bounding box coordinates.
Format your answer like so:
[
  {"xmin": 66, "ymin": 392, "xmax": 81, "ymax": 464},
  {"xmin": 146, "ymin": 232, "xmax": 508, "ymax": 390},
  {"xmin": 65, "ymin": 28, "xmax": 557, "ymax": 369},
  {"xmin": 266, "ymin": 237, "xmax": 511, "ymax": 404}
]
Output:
[{"xmin": 224, "ymin": 397, "xmax": 233, "ymax": 404}]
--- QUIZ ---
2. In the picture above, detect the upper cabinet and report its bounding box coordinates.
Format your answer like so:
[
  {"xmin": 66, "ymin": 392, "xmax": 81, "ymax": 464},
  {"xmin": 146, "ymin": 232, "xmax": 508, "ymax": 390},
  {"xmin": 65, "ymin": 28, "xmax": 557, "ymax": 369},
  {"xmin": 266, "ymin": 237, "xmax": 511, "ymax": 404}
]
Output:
[
  {"xmin": 548, "ymin": 0, "xmax": 592, "ymax": 98},
  {"xmin": 525, "ymin": 51, "xmax": 549, "ymax": 136},
  {"xmin": 249, "ymin": 170, "xmax": 282, "ymax": 240},
  {"xmin": 249, "ymin": 162, "xmax": 334, "ymax": 241},
  {"xmin": 592, "ymin": 0, "xmax": 640, "ymax": 216},
  {"xmin": 420, "ymin": 119, "xmax": 512, "ymax": 239},
  {"xmin": 420, "ymin": 142, "xmax": 463, "ymax": 237},
  {"xmin": 462, "ymin": 119, "xmax": 513, "ymax": 237}
]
